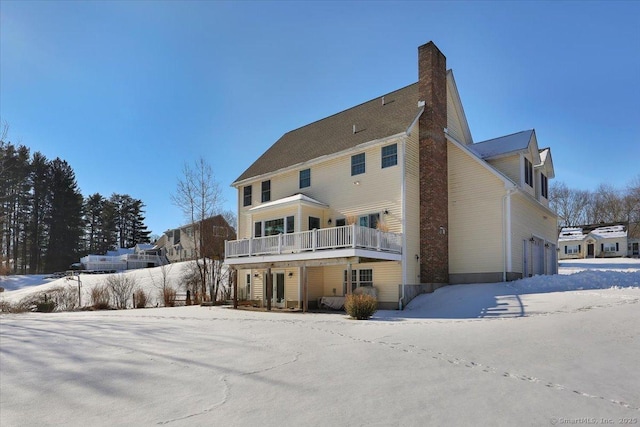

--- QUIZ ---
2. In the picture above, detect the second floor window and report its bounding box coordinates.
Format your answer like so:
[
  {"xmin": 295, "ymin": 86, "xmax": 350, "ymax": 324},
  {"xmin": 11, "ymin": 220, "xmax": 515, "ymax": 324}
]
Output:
[
  {"xmin": 351, "ymin": 153, "xmax": 365, "ymax": 176},
  {"xmin": 381, "ymin": 144, "xmax": 397, "ymax": 168},
  {"xmin": 243, "ymin": 185, "xmax": 252, "ymax": 207},
  {"xmin": 540, "ymin": 173, "xmax": 548, "ymax": 199},
  {"xmin": 299, "ymin": 169, "xmax": 310, "ymax": 188},
  {"xmin": 261, "ymin": 180, "xmax": 271, "ymax": 202},
  {"xmin": 524, "ymin": 157, "xmax": 533, "ymax": 187}
]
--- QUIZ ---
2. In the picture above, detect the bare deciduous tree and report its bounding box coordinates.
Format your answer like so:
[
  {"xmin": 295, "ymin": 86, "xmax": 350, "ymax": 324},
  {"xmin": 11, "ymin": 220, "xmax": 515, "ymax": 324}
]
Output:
[{"xmin": 171, "ymin": 157, "xmax": 223, "ymax": 300}]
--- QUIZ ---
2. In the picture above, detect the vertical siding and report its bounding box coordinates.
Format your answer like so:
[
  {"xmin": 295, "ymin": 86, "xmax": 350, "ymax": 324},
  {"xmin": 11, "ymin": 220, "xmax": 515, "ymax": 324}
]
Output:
[
  {"xmin": 510, "ymin": 192, "xmax": 558, "ymax": 274},
  {"xmin": 448, "ymin": 142, "xmax": 506, "ymax": 274}
]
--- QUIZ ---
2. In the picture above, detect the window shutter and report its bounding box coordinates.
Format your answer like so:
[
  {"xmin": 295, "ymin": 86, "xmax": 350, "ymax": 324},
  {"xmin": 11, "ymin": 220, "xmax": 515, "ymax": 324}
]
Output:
[
  {"xmin": 578, "ymin": 245, "xmax": 581, "ymax": 252},
  {"xmin": 616, "ymin": 242, "xmax": 619, "ymax": 251},
  {"xmin": 564, "ymin": 246, "xmax": 567, "ymax": 254},
  {"xmin": 601, "ymin": 243, "xmax": 604, "ymax": 252}
]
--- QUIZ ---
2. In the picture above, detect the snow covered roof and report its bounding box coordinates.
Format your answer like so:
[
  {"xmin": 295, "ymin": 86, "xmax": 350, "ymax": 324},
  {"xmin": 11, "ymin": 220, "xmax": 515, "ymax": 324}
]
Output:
[
  {"xmin": 248, "ymin": 193, "xmax": 329, "ymax": 212},
  {"xmin": 469, "ymin": 130, "xmax": 534, "ymax": 159},
  {"xmin": 558, "ymin": 227, "xmax": 585, "ymax": 242},
  {"xmin": 589, "ymin": 225, "xmax": 627, "ymax": 239}
]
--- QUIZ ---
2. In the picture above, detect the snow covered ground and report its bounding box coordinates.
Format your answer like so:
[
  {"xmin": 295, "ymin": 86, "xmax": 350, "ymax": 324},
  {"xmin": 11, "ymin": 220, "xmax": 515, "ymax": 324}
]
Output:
[{"xmin": 1, "ymin": 259, "xmax": 639, "ymax": 426}]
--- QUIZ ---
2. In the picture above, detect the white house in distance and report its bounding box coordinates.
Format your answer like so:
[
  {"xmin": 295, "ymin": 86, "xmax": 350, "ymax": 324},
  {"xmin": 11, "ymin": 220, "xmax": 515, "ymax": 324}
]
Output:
[
  {"xmin": 80, "ymin": 245, "xmax": 167, "ymax": 272},
  {"xmin": 224, "ymin": 41, "xmax": 558, "ymax": 310},
  {"xmin": 558, "ymin": 223, "xmax": 633, "ymax": 259}
]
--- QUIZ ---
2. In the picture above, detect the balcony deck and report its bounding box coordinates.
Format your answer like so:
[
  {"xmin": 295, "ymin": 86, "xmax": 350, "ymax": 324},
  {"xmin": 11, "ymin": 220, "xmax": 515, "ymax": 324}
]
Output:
[{"xmin": 225, "ymin": 224, "xmax": 402, "ymax": 267}]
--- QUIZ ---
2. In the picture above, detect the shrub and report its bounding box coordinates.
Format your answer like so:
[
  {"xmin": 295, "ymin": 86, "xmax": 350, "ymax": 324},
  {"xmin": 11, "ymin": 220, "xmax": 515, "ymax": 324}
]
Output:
[
  {"xmin": 133, "ymin": 288, "xmax": 148, "ymax": 308},
  {"xmin": 36, "ymin": 294, "xmax": 56, "ymax": 313},
  {"xmin": 91, "ymin": 284, "xmax": 111, "ymax": 310},
  {"xmin": 49, "ymin": 286, "xmax": 79, "ymax": 311},
  {"xmin": 345, "ymin": 293, "xmax": 378, "ymax": 320},
  {"xmin": 162, "ymin": 286, "xmax": 177, "ymax": 307},
  {"xmin": 106, "ymin": 274, "xmax": 137, "ymax": 309}
]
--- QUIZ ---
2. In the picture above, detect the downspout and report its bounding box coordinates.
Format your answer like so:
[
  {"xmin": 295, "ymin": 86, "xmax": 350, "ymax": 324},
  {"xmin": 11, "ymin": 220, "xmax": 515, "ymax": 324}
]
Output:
[
  {"xmin": 400, "ymin": 137, "xmax": 407, "ymax": 310},
  {"xmin": 502, "ymin": 186, "xmax": 516, "ymax": 281}
]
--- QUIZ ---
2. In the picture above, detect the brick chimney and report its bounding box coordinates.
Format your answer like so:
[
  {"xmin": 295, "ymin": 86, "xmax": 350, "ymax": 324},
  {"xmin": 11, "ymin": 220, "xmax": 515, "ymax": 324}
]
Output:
[{"xmin": 418, "ymin": 41, "xmax": 449, "ymax": 286}]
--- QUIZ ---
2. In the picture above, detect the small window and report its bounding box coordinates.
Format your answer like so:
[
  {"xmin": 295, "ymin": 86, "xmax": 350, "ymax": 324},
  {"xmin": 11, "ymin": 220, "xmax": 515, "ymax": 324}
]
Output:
[
  {"xmin": 603, "ymin": 243, "xmax": 618, "ymax": 253},
  {"xmin": 254, "ymin": 222, "xmax": 262, "ymax": 238},
  {"xmin": 261, "ymin": 180, "xmax": 271, "ymax": 202},
  {"xmin": 343, "ymin": 269, "xmax": 358, "ymax": 293},
  {"xmin": 243, "ymin": 185, "xmax": 252, "ymax": 207},
  {"xmin": 286, "ymin": 216, "xmax": 295, "ymax": 233},
  {"xmin": 381, "ymin": 144, "xmax": 397, "ymax": 168},
  {"xmin": 309, "ymin": 216, "xmax": 320, "ymax": 230},
  {"xmin": 351, "ymin": 153, "xmax": 365, "ymax": 176},
  {"xmin": 299, "ymin": 169, "xmax": 310, "ymax": 188},
  {"xmin": 540, "ymin": 174, "xmax": 548, "ymax": 199},
  {"xmin": 336, "ymin": 218, "xmax": 346, "ymax": 227},
  {"xmin": 524, "ymin": 158, "xmax": 533, "ymax": 187}
]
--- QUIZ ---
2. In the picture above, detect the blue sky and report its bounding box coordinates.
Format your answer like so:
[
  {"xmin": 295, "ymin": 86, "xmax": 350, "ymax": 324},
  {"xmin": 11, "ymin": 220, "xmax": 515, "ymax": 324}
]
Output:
[{"xmin": 2, "ymin": 1, "xmax": 639, "ymax": 237}]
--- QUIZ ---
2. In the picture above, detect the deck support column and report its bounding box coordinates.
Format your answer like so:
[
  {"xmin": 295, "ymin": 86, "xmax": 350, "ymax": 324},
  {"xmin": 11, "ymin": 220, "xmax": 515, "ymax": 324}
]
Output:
[
  {"xmin": 232, "ymin": 268, "xmax": 238, "ymax": 309},
  {"xmin": 302, "ymin": 265, "xmax": 308, "ymax": 313},
  {"xmin": 346, "ymin": 263, "xmax": 353, "ymax": 295},
  {"xmin": 266, "ymin": 267, "xmax": 272, "ymax": 311}
]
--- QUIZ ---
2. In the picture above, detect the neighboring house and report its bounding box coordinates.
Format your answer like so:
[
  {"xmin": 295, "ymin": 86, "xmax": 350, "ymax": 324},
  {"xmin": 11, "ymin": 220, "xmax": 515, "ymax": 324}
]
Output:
[
  {"xmin": 224, "ymin": 41, "xmax": 558, "ymax": 310},
  {"xmin": 558, "ymin": 223, "xmax": 631, "ymax": 259},
  {"xmin": 156, "ymin": 215, "xmax": 236, "ymax": 263},
  {"xmin": 80, "ymin": 245, "xmax": 167, "ymax": 272}
]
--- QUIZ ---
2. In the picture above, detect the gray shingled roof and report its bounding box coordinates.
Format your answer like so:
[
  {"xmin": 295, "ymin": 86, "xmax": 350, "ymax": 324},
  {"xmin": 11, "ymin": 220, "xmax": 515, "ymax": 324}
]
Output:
[
  {"xmin": 234, "ymin": 83, "xmax": 421, "ymax": 184},
  {"xmin": 469, "ymin": 130, "xmax": 534, "ymax": 159}
]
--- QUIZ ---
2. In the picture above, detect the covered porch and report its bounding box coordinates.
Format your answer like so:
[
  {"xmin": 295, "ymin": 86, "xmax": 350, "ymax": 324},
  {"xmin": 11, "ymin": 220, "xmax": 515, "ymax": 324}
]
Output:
[{"xmin": 225, "ymin": 225, "xmax": 402, "ymax": 312}]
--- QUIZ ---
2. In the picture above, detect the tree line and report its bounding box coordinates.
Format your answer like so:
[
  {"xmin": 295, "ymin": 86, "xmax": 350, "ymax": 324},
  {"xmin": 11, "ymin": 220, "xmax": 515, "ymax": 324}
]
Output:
[
  {"xmin": 1, "ymin": 132, "xmax": 150, "ymax": 274},
  {"xmin": 549, "ymin": 177, "xmax": 640, "ymax": 236}
]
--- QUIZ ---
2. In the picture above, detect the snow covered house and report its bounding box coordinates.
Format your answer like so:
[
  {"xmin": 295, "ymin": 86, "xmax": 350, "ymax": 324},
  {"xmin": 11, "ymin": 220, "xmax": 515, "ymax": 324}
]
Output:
[
  {"xmin": 558, "ymin": 223, "xmax": 629, "ymax": 259},
  {"xmin": 224, "ymin": 41, "xmax": 558, "ymax": 310}
]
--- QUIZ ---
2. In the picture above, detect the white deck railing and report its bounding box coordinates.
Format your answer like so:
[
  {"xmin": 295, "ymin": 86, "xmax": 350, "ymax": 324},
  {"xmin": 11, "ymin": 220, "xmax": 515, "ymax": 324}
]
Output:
[{"xmin": 225, "ymin": 224, "xmax": 402, "ymax": 258}]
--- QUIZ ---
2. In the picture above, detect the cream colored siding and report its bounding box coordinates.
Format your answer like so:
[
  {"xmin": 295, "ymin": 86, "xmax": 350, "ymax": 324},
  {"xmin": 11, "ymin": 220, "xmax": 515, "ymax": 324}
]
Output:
[
  {"xmin": 448, "ymin": 141, "xmax": 505, "ymax": 274},
  {"xmin": 306, "ymin": 267, "xmax": 324, "ymax": 301},
  {"xmin": 510, "ymin": 192, "xmax": 558, "ymax": 274},
  {"xmin": 321, "ymin": 262, "xmax": 401, "ymax": 303},
  {"xmin": 404, "ymin": 126, "xmax": 421, "ymax": 284},
  {"xmin": 487, "ymin": 155, "xmax": 520, "ymax": 184},
  {"xmin": 446, "ymin": 89, "xmax": 466, "ymax": 145}
]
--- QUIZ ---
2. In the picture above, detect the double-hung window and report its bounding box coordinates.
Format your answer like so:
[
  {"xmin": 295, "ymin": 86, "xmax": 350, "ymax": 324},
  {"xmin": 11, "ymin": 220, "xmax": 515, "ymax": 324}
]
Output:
[
  {"xmin": 381, "ymin": 144, "xmax": 397, "ymax": 168},
  {"xmin": 299, "ymin": 169, "xmax": 310, "ymax": 188},
  {"xmin": 243, "ymin": 185, "xmax": 252, "ymax": 207},
  {"xmin": 603, "ymin": 243, "xmax": 618, "ymax": 253},
  {"xmin": 565, "ymin": 244, "xmax": 580, "ymax": 254},
  {"xmin": 261, "ymin": 180, "xmax": 271, "ymax": 202},
  {"xmin": 343, "ymin": 268, "xmax": 373, "ymax": 293},
  {"xmin": 351, "ymin": 153, "xmax": 365, "ymax": 176}
]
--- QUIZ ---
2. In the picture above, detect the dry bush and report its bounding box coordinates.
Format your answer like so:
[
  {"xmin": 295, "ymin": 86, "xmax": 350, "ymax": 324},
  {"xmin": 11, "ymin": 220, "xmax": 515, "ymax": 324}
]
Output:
[
  {"xmin": 106, "ymin": 274, "xmax": 137, "ymax": 309},
  {"xmin": 133, "ymin": 288, "xmax": 148, "ymax": 308},
  {"xmin": 345, "ymin": 293, "xmax": 378, "ymax": 320},
  {"xmin": 91, "ymin": 284, "xmax": 111, "ymax": 310},
  {"xmin": 162, "ymin": 286, "xmax": 177, "ymax": 307},
  {"xmin": 49, "ymin": 286, "xmax": 79, "ymax": 311}
]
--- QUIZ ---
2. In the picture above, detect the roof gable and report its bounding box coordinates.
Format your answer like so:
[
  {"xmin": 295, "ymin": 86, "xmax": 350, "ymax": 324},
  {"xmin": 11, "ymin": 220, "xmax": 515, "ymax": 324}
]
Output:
[
  {"xmin": 469, "ymin": 129, "xmax": 537, "ymax": 160},
  {"xmin": 446, "ymin": 70, "xmax": 473, "ymax": 145},
  {"xmin": 234, "ymin": 83, "xmax": 421, "ymax": 184}
]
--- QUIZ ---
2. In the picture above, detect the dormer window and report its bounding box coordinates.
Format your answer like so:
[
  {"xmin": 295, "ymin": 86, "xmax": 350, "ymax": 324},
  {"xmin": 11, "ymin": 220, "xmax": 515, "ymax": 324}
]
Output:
[
  {"xmin": 524, "ymin": 157, "xmax": 533, "ymax": 187},
  {"xmin": 540, "ymin": 173, "xmax": 548, "ymax": 198}
]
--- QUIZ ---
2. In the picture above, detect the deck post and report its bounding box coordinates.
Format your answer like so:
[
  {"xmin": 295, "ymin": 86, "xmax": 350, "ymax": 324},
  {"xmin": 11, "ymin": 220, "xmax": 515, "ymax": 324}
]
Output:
[
  {"xmin": 347, "ymin": 262, "xmax": 353, "ymax": 295},
  {"xmin": 302, "ymin": 265, "xmax": 308, "ymax": 313},
  {"xmin": 352, "ymin": 224, "xmax": 356, "ymax": 248},
  {"xmin": 266, "ymin": 267, "xmax": 272, "ymax": 311},
  {"xmin": 232, "ymin": 268, "xmax": 238, "ymax": 309}
]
